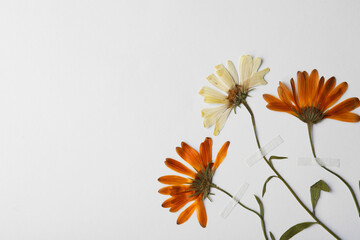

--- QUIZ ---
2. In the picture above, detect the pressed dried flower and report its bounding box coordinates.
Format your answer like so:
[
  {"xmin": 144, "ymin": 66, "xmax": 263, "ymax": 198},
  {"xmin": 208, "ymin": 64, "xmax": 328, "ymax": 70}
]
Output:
[
  {"xmin": 158, "ymin": 138, "xmax": 230, "ymax": 227},
  {"xmin": 199, "ymin": 55, "xmax": 270, "ymax": 135},
  {"xmin": 263, "ymin": 69, "xmax": 360, "ymax": 123}
]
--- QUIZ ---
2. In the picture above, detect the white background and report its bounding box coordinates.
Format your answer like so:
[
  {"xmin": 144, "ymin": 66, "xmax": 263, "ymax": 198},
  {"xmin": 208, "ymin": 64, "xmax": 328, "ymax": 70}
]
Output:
[{"xmin": 0, "ymin": 0, "xmax": 359, "ymax": 239}]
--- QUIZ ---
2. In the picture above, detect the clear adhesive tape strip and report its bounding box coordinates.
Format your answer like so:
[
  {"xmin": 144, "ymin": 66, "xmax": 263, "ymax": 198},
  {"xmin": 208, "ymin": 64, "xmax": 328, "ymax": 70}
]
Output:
[
  {"xmin": 298, "ymin": 157, "xmax": 340, "ymax": 167},
  {"xmin": 246, "ymin": 135, "xmax": 284, "ymax": 167},
  {"xmin": 220, "ymin": 182, "xmax": 249, "ymax": 219}
]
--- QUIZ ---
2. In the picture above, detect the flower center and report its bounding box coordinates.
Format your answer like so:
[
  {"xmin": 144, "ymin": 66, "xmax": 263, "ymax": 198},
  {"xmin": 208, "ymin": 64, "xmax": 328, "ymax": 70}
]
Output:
[
  {"xmin": 191, "ymin": 165, "xmax": 213, "ymax": 200},
  {"xmin": 227, "ymin": 84, "xmax": 248, "ymax": 108},
  {"xmin": 297, "ymin": 106, "xmax": 325, "ymax": 124}
]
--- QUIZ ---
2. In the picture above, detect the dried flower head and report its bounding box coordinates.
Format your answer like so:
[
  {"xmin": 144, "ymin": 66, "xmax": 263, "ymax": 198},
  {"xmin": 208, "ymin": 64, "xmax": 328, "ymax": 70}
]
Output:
[
  {"xmin": 158, "ymin": 138, "xmax": 230, "ymax": 227},
  {"xmin": 199, "ymin": 55, "xmax": 270, "ymax": 135},
  {"xmin": 263, "ymin": 69, "xmax": 360, "ymax": 123}
]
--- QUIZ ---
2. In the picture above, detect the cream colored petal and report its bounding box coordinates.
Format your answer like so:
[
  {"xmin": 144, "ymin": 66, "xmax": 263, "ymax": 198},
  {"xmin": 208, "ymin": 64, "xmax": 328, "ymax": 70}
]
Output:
[
  {"xmin": 199, "ymin": 86, "xmax": 227, "ymax": 99},
  {"xmin": 203, "ymin": 114, "xmax": 220, "ymax": 128},
  {"xmin": 201, "ymin": 104, "xmax": 228, "ymax": 117},
  {"xmin": 214, "ymin": 107, "xmax": 232, "ymax": 136},
  {"xmin": 244, "ymin": 68, "xmax": 270, "ymax": 90},
  {"xmin": 202, "ymin": 105, "xmax": 228, "ymax": 128},
  {"xmin": 204, "ymin": 97, "xmax": 228, "ymax": 104},
  {"xmin": 238, "ymin": 55, "xmax": 253, "ymax": 84},
  {"xmin": 226, "ymin": 61, "xmax": 239, "ymax": 84},
  {"xmin": 215, "ymin": 64, "xmax": 235, "ymax": 89},
  {"xmin": 206, "ymin": 74, "xmax": 229, "ymax": 93},
  {"xmin": 199, "ymin": 87, "xmax": 228, "ymax": 104},
  {"xmin": 251, "ymin": 57, "xmax": 262, "ymax": 75}
]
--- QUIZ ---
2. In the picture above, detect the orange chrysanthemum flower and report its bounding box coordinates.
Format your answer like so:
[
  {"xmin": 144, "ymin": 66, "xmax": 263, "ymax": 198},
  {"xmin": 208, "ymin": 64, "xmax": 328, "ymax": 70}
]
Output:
[
  {"xmin": 263, "ymin": 69, "xmax": 360, "ymax": 123},
  {"xmin": 158, "ymin": 138, "xmax": 230, "ymax": 228}
]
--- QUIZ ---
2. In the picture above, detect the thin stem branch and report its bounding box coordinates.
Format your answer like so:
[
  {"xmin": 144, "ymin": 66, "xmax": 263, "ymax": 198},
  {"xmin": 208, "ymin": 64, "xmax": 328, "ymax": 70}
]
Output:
[
  {"xmin": 212, "ymin": 184, "xmax": 269, "ymax": 240},
  {"xmin": 243, "ymin": 101, "xmax": 340, "ymax": 239},
  {"xmin": 307, "ymin": 122, "xmax": 360, "ymax": 217}
]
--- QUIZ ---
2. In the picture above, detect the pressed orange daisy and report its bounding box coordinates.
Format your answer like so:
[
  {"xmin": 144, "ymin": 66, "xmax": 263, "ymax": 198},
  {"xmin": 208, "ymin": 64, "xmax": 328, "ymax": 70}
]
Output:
[
  {"xmin": 158, "ymin": 138, "xmax": 230, "ymax": 228},
  {"xmin": 263, "ymin": 69, "xmax": 360, "ymax": 123},
  {"xmin": 264, "ymin": 69, "xmax": 360, "ymax": 218}
]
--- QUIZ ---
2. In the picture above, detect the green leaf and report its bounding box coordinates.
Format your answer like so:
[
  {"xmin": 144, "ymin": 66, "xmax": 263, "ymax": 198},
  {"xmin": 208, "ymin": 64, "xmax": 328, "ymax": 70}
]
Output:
[
  {"xmin": 310, "ymin": 180, "xmax": 330, "ymax": 213},
  {"xmin": 269, "ymin": 156, "xmax": 288, "ymax": 160},
  {"xmin": 262, "ymin": 175, "xmax": 277, "ymax": 197},
  {"xmin": 279, "ymin": 222, "xmax": 317, "ymax": 240},
  {"xmin": 254, "ymin": 195, "xmax": 264, "ymax": 216},
  {"xmin": 269, "ymin": 156, "xmax": 287, "ymax": 167},
  {"xmin": 270, "ymin": 232, "xmax": 276, "ymax": 240}
]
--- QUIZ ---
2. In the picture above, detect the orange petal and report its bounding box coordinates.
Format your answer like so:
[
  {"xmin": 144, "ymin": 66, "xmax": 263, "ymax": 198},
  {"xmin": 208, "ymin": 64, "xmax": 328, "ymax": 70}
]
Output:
[
  {"xmin": 308, "ymin": 69, "xmax": 319, "ymax": 106},
  {"xmin": 212, "ymin": 141, "xmax": 230, "ymax": 172},
  {"xmin": 159, "ymin": 186, "xmax": 176, "ymax": 195},
  {"xmin": 206, "ymin": 138, "xmax": 212, "ymax": 166},
  {"xmin": 303, "ymin": 71, "xmax": 309, "ymax": 81},
  {"xmin": 181, "ymin": 143, "xmax": 199, "ymax": 158},
  {"xmin": 172, "ymin": 186, "xmax": 192, "ymax": 196},
  {"xmin": 199, "ymin": 143, "xmax": 206, "ymax": 169},
  {"xmin": 196, "ymin": 198, "xmax": 207, "ymax": 228},
  {"xmin": 158, "ymin": 175, "xmax": 192, "ymax": 185},
  {"xmin": 318, "ymin": 76, "xmax": 336, "ymax": 108},
  {"xmin": 266, "ymin": 103, "xmax": 293, "ymax": 112},
  {"xmin": 158, "ymin": 186, "xmax": 173, "ymax": 195},
  {"xmin": 279, "ymin": 82, "xmax": 295, "ymax": 102},
  {"xmin": 171, "ymin": 192, "xmax": 193, "ymax": 204},
  {"xmin": 315, "ymin": 76, "xmax": 325, "ymax": 105},
  {"xmin": 322, "ymin": 82, "xmax": 348, "ymax": 110},
  {"xmin": 290, "ymin": 78, "xmax": 300, "ymax": 109},
  {"xmin": 180, "ymin": 143, "xmax": 202, "ymax": 171},
  {"xmin": 263, "ymin": 94, "xmax": 282, "ymax": 104},
  {"xmin": 162, "ymin": 191, "xmax": 196, "ymax": 208},
  {"xmin": 278, "ymin": 86, "xmax": 293, "ymax": 107},
  {"xmin": 170, "ymin": 200, "xmax": 189, "ymax": 213},
  {"xmin": 165, "ymin": 158, "xmax": 197, "ymax": 178},
  {"xmin": 158, "ymin": 185, "xmax": 191, "ymax": 196},
  {"xmin": 169, "ymin": 186, "xmax": 193, "ymax": 196},
  {"xmin": 325, "ymin": 112, "xmax": 360, "ymax": 122},
  {"xmin": 297, "ymin": 71, "xmax": 306, "ymax": 107},
  {"xmin": 200, "ymin": 138, "xmax": 212, "ymax": 169},
  {"xmin": 162, "ymin": 196, "xmax": 175, "ymax": 208},
  {"xmin": 170, "ymin": 195, "xmax": 197, "ymax": 213},
  {"xmin": 201, "ymin": 138, "xmax": 212, "ymax": 168},
  {"xmin": 158, "ymin": 185, "xmax": 191, "ymax": 195},
  {"xmin": 177, "ymin": 202, "xmax": 197, "ymax": 225},
  {"xmin": 176, "ymin": 146, "xmax": 201, "ymax": 171},
  {"xmin": 325, "ymin": 97, "xmax": 360, "ymax": 116}
]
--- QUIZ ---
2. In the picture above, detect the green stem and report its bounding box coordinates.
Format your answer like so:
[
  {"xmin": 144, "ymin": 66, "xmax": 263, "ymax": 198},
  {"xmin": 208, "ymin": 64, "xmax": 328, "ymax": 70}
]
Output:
[
  {"xmin": 307, "ymin": 123, "xmax": 360, "ymax": 217},
  {"xmin": 212, "ymin": 184, "xmax": 269, "ymax": 240},
  {"xmin": 243, "ymin": 101, "xmax": 340, "ymax": 240}
]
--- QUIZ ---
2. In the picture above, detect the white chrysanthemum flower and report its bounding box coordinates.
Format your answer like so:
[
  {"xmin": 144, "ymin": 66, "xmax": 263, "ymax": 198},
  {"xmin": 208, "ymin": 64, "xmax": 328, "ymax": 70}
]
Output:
[{"xmin": 199, "ymin": 55, "xmax": 270, "ymax": 136}]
